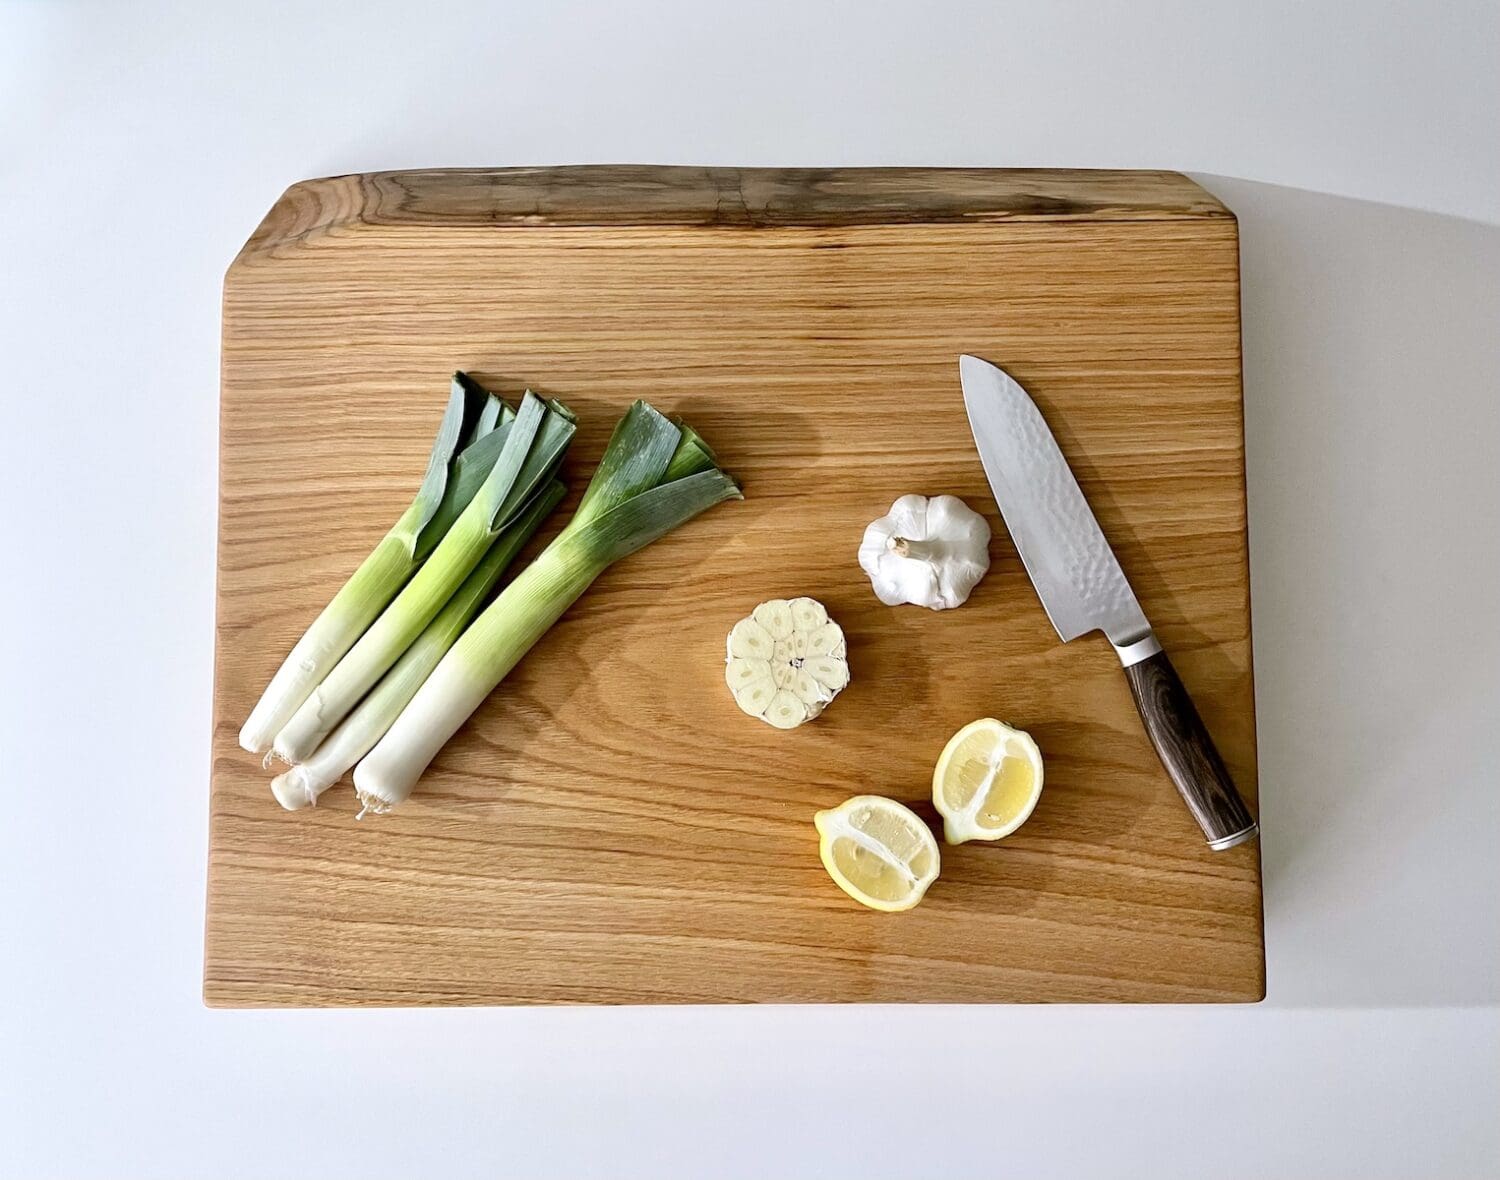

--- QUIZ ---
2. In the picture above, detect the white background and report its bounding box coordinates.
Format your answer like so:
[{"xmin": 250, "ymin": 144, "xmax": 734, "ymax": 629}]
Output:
[{"xmin": 3, "ymin": 2, "xmax": 1497, "ymax": 1176}]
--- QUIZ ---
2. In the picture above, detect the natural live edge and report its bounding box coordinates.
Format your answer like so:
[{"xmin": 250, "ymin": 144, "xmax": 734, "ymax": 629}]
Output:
[
  {"xmin": 237, "ymin": 374, "xmax": 502, "ymax": 755},
  {"xmin": 270, "ymin": 393, "xmax": 576, "ymax": 765},
  {"xmin": 270, "ymin": 478, "xmax": 567, "ymax": 811},
  {"xmin": 235, "ymin": 166, "xmax": 1232, "ymax": 260},
  {"xmin": 352, "ymin": 403, "xmax": 741, "ymax": 814}
]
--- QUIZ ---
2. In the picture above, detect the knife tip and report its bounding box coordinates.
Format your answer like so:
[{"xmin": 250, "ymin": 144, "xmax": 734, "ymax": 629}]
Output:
[{"xmin": 958, "ymin": 354, "xmax": 990, "ymax": 383}]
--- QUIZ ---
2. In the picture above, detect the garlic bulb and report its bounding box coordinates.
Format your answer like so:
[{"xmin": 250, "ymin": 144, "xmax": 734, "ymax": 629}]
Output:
[
  {"xmin": 858, "ymin": 494, "xmax": 991, "ymax": 610},
  {"xmin": 725, "ymin": 598, "xmax": 849, "ymax": 729}
]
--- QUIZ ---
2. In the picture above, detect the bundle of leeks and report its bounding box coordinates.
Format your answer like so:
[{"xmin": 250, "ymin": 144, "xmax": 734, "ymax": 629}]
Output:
[{"xmin": 240, "ymin": 374, "xmax": 740, "ymax": 814}]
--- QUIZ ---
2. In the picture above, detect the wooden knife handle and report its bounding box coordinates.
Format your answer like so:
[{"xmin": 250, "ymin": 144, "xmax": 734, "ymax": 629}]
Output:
[{"xmin": 1122, "ymin": 649, "xmax": 1258, "ymax": 850}]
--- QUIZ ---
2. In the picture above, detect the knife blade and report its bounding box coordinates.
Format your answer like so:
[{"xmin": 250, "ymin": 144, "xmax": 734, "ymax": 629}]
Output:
[{"xmin": 959, "ymin": 354, "xmax": 1258, "ymax": 851}]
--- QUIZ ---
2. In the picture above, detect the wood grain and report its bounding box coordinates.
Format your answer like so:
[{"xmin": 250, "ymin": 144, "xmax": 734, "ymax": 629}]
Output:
[
  {"xmin": 208, "ymin": 167, "xmax": 1263, "ymax": 1006},
  {"xmin": 241, "ymin": 167, "xmax": 1230, "ymax": 254}
]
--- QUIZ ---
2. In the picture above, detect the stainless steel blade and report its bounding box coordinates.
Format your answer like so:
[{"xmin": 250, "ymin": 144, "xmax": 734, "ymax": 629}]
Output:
[{"xmin": 959, "ymin": 354, "xmax": 1152, "ymax": 648}]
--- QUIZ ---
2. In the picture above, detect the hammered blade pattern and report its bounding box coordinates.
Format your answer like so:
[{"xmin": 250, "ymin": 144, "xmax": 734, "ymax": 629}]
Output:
[{"xmin": 959, "ymin": 355, "xmax": 1151, "ymax": 645}]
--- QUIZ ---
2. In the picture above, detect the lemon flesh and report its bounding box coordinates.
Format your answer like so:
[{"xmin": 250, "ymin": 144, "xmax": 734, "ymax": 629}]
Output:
[
  {"xmin": 814, "ymin": 796, "xmax": 940, "ymax": 912},
  {"xmin": 932, "ymin": 718, "xmax": 1044, "ymax": 844}
]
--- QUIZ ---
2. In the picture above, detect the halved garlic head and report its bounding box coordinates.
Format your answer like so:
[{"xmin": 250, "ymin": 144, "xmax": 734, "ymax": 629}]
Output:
[{"xmin": 725, "ymin": 597, "xmax": 849, "ymax": 729}]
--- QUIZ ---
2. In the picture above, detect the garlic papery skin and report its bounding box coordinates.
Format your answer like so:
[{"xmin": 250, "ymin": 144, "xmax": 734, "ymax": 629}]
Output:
[{"xmin": 858, "ymin": 494, "xmax": 992, "ymax": 610}]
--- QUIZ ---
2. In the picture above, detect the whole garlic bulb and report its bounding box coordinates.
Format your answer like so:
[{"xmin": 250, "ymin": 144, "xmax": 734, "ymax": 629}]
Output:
[{"xmin": 858, "ymin": 494, "xmax": 991, "ymax": 610}]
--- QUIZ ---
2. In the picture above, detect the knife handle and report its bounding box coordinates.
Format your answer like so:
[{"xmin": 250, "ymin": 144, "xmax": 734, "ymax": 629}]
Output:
[{"xmin": 1120, "ymin": 645, "xmax": 1258, "ymax": 850}]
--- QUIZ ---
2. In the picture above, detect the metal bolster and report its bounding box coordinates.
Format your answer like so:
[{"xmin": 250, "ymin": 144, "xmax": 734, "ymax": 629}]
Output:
[
  {"xmin": 1112, "ymin": 632, "xmax": 1163, "ymax": 667},
  {"xmin": 1208, "ymin": 823, "xmax": 1260, "ymax": 851}
]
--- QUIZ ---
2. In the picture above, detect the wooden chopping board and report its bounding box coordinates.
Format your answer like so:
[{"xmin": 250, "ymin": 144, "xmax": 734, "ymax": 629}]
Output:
[{"xmin": 207, "ymin": 167, "xmax": 1263, "ymax": 1006}]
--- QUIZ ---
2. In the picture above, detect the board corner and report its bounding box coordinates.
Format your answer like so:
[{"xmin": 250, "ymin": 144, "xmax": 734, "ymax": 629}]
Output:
[{"xmin": 225, "ymin": 174, "xmax": 369, "ymax": 277}]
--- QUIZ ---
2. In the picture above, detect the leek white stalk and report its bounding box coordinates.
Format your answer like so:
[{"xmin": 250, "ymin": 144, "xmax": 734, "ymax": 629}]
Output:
[
  {"xmin": 272, "ymin": 392, "xmax": 576, "ymax": 764},
  {"xmin": 271, "ymin": 479, "xmax": 566, "ymax": 810},
  {"xmin": 238, "ymin": 375, "xmax": 504, "ymax": 755},
  {"xmin": 353, "ymin": 402, "xmax": 739, "ymax": 813}
]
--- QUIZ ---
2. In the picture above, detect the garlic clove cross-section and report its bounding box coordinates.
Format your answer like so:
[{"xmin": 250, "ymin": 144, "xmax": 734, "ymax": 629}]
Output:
[
  {"xmin": 726, "ymin": 597, "xmax": 849, "ymax": 729},
  {"xmin": 858, "ymin": 494, "xmax": 991, "ymax": 611}
]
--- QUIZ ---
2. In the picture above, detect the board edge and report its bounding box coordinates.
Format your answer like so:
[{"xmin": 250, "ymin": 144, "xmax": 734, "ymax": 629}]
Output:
[
  {"xmin": 227, "ymin": 166, "xmax": 1234, "ymax": 265},
  {"xmin": 1222, "ymin": 207, "xmax": 1268, "ymax": 982}
]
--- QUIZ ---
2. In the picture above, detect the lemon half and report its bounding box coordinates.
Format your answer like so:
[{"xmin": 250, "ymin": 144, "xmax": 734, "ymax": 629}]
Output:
[
  {"xmin": 932, "ymin": 718, "xmax": 1044, "ymax": 844},
  {"xmin": 814, "ymin": 796, "xmax": 940, "ymax": 912}
]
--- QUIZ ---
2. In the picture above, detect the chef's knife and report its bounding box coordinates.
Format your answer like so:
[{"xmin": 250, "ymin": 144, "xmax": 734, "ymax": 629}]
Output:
[{"xmin": 959, "ymin": 354, "xmax": 1258, "ymax": 850}]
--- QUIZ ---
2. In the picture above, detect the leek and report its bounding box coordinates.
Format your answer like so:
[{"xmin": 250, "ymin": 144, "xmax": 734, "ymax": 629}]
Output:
[
  {"xmin": 272, "ymin": 391, "xmax": 576, "ymax": 764},
  {"xmin": 270, "ymin": 479, "xmax": 566, "ymax": 811},
  {"xmin": 661, "ymin": 419, "xmax": 718, "ymax": 482},
  {"xmin": 459, "ymin": 373, "xmax": 505, "ymax": 446},
  {"xmin": 353, "ymin": 401, "xmax": 740, "ymax": 813},
  {"xmin": 238, "ymin": 374, "xmax": 507, "ymax": 755}
]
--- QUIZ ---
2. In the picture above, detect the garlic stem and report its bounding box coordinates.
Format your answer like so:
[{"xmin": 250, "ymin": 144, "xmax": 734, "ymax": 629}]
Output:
[{"xmin": 888, "ymin": 535, "xmax": 939, "ymax": 562}]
